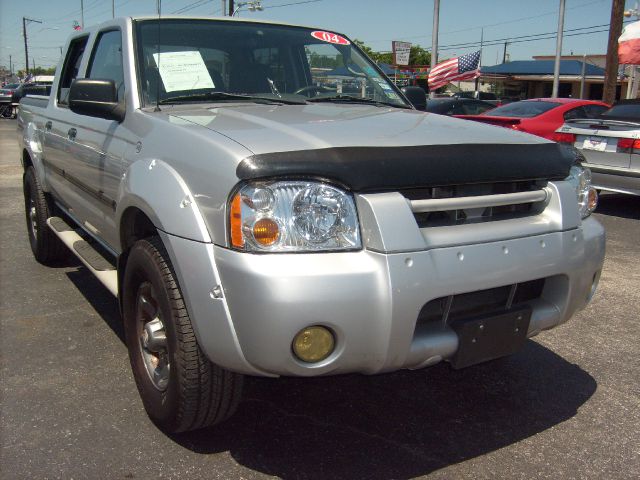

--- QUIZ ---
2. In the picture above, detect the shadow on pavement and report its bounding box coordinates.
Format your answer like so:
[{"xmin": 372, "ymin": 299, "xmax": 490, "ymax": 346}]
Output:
[
  {"xmin": 66, "ymin": 269, "xmax": 124, "ymax": 343},
  {"xmin": 171, "ymin": 342, "xmax": 596, "ymax": 479},
  {"xmin": 595, "ymin": 193, "xmax": 640, "ymax": 220}
]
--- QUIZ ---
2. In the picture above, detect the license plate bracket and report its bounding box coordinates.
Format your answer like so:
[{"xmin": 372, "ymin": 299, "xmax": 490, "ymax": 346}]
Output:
[
  {"xmin": 450, "ymin": 307, "xmax": 531, "ymax": 369},
  {"xmin": 582, "ymin": 136, "xmax": 607, "ymax": 151}
]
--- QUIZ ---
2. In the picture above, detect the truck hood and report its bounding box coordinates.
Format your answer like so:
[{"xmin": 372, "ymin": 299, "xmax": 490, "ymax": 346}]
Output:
[
  {"xmin": 164, "ymin": 103, "xmax": 576, "ymax": 191},
  {"xmin": 166, "ymin": 103, "xmax": 546, "ymax": 153}
]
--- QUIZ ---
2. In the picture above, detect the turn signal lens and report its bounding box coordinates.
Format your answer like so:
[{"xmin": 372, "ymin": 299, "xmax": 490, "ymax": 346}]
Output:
[
  {"xmin": 252, "ymin": 218, "xmax": 280, "ymax": 246},
  {"xmin": 292, "ymin": 326, "xmax": 335, "ymax": 363},
  {"xmin": 230, "ymin": 194, "xmax": 244, "ymax": 248},
  {"xmin": 587, "ymin": 187, "xmax": 598, "ymax": 212}
]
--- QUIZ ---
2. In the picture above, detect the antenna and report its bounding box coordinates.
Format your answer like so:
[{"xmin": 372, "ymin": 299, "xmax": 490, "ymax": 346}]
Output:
[{"xmin": 154, "ymin": 0, "xmax": 161, "ymax": 112}]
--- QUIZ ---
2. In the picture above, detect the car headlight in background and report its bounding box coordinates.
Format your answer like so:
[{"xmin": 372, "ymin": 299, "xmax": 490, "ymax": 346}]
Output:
[
  {"xmin": 565, "ymin": 164, "xmax": 597, "ymax": 219},
  {"xmin": 229, "ymin": 180, "xmax": 361, "ymax": 252}
]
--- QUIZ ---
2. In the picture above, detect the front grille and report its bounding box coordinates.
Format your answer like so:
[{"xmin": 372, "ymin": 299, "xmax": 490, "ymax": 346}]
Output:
[
  {"xmin": 404, "ymin": 180, "xmax": 548, "ymax": 228},
  {"xmin": 415, "ymin": 278, "xmax": 545, "ymax": 328}
]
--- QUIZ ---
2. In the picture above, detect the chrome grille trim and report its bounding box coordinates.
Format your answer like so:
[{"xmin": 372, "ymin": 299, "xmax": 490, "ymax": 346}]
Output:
[{"xmin": 409, "ymin": 189, "xmax": 549, "ymax": 213}]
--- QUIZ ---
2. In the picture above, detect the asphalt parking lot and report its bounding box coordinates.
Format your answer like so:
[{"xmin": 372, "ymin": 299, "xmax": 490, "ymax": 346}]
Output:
[{"xmin": 1, "ymin": 116, "xmax": 639, "ymax": 479}]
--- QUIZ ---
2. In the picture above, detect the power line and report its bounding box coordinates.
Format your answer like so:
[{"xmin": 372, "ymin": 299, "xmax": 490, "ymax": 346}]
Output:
[
  {"xmin": 263, "ymin": 0, "xmax": 323, "ymax": 9},
  {"xmin": 361, "ymin": 0, "xmax": 606, "ymax": 44},
  {"xmin": 172, "ymin": 0, "xmax": 212, "ymax": 14},
  {"xmin": 437, "ymin": 22, "xmax": 618, "ymax": 51},
  {"xmin": 439, "ymin": 28, "xmax": 611, "ymax": 52}
]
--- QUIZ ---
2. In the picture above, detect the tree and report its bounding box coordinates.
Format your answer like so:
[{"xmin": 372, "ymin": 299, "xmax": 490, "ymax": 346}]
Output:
[
  {"xmin": 354, "ymin": 39, "xmax": 430, "ymax": 67},
  {"xmin": 17, "ymin": 66, "xmax": 56, "ymax": 78},
  {"xmin": 409, "ymin": 45, "xmax": 430, "ymax": 66}
]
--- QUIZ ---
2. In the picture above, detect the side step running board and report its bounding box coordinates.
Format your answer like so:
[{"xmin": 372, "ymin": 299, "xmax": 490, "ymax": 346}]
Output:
[{"xmin": 47, "ymin": 217, "xmax": 118, "ymax": 297}]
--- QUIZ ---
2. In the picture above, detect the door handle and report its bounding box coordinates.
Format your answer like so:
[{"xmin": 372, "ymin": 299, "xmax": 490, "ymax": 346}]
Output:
[
  {"xmin": 67, "ymin": 128, "xmax": 77, "ymax": 141},
  {"xmin": 44, "ymin": 121, "xmax": 52, "ymax": 131}
]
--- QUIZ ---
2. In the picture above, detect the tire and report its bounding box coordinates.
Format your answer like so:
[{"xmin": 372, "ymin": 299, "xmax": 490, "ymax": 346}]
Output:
[
  {"xmin": 122, "ymin": 237, "xmax": 243, "ymax": 433},
  {"xmin": 23, "ymin": 166, "xmax": 67, "ymax": 264}
]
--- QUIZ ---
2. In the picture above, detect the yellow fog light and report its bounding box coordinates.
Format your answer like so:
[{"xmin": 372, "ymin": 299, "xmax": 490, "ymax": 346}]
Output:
[{"xmin": 292, "ymin": 326, "xmax": 335, "ymax": 363}]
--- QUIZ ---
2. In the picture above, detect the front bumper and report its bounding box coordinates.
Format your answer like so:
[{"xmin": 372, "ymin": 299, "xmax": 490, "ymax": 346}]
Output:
[{"xmin": 162, "ymin": 215, "xmax": 605, "ymax": 377}]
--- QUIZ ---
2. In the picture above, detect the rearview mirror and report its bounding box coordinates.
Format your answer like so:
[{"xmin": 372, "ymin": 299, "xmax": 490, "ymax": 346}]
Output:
[
  {"xmin": 69, "ymin": 79, "xmax": 125, "ymax": 122},
  {"xmin": 401, "ymin": 86, "xmax": 427, "ymax": 111}
]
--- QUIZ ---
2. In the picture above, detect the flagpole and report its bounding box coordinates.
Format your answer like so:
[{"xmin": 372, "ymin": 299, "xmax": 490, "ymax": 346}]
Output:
[
  {"xmin": 475, "ymin": 27, "xmax": 484, "ymax": 98},
  {"xmin": 430, "ymin": 0, "xmax": 440, "ymax": 98},
  {"xmin": 552, "ymin": 0, "xmax": 566, "ymax": 98}
]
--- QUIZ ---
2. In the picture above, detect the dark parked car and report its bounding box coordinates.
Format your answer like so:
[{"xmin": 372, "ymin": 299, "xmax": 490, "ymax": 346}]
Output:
[
  {"xmin": 425, "ymin": 97, "xmax": 495, "ymax": 116},
  {"xmin": 11, "ymin": 83, "xmax": 52, "ymax": 104}
]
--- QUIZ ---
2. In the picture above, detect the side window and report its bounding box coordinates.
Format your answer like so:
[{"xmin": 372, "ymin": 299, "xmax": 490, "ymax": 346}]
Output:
[
  {"xmin": 564, "ymin": 106, "xmax": 586, "ymax": 121},
  {"xmin": 57, "ymin": 36, "xmax": 89, "ymax": 106},
  {"xmin": 463, "ymin": 101, "xmax": 492, "ymax": 115},
  {"xmin": 87, "ymin": 30, "xmax": 124, "ymax": 102},
  {"xmin": 449, "ymin": 102, "xmax": 465, "ymax": 115},
  {"xmin": 583, "ymin": 104, "xmax": 608, "ymax": 118}
]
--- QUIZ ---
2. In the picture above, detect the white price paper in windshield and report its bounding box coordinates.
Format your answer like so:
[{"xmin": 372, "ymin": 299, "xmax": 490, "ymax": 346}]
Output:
[{"xmin": 152, "ymin": 51, "xmax": 215, "ymax": 92}]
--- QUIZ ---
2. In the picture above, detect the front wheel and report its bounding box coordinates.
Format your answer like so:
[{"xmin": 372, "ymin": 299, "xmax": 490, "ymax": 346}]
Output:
[{"xmin": 122, "ymin": 237, "xmax": 243, "ymax": 433}]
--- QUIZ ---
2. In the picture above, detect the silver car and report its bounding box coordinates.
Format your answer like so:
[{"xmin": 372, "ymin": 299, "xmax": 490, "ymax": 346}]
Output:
[{"xmin": 555, "ymin": 100, "xmax": 640, "ymax": 196}]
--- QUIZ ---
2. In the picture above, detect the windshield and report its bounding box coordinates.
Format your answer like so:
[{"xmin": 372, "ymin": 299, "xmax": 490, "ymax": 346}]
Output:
[
  {"xmin": 482, "ymin": 101, "xmax": 558, "ymax": 118},
  {"xmin": 135, "ymin": 19, "xmax": 409, "ymax": 108}
]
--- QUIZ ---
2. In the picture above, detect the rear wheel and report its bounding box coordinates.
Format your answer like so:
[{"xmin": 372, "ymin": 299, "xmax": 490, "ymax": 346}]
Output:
[
  {"xmin": 23, "ymin": 167, "xmax": 67, "ymax": 264},
  {"xmin": 122, "ymin": 237, "xmax": 243, "ymax": 433}
]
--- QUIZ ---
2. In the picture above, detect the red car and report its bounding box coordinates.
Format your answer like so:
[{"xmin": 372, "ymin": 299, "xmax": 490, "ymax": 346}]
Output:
[{"xmin": 457, "ymin": 98, "xmax": 610, "ymax": 141}]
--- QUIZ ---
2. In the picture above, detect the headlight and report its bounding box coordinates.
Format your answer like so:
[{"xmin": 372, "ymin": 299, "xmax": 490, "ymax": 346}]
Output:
[
  {"xmin": 229, "ymin": 180, "xmax": 361, "ymax": 252},
  {"xmin": 565, "ymin": 164, "xmax": 597, "ymax": 219}
]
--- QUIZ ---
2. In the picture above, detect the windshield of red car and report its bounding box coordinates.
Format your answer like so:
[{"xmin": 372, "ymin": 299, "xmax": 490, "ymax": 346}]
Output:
[{"xmin": 481, "ymin": 101, "xmax": 558, "ymax": 118}]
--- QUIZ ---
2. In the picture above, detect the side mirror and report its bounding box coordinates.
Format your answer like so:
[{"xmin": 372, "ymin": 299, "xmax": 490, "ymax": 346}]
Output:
[
  {"xmin": 401, "ymin": 86, "xmax": 427, "ymax": 111},
  {"xmin": 69, "ymin": 79, "xmax": 125, "ymax": 122}
]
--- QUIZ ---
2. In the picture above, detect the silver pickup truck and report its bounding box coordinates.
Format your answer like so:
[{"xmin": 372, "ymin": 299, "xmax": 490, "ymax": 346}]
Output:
[{"xmin": 17, "ymin": 16, "xmax": 605, "ymax": 433}]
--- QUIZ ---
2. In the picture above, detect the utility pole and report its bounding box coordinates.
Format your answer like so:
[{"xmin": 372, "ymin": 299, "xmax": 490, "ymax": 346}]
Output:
[
  {"xmin": 580, "ymin": 54, "xmax": 587, "ymax": 99},
  {"xmin": 603, "ymin": 0, "xmax": 625, "ymax": 104},
  {"xmin": 9, "ymin": 55, "xmax": 12, "ymax": 75},
  {"xmin": 552, "ymin": 0, "xmax": 566, "ymax": 98},
  {"xmin": 112, "ymin": 0, "xmax": 115, "ymax": 18},
  {"xmin": 221, "ymin": 0, "xmax": 227, "ymax": 15},
  {"xmin": 229, "ymin": 0, "xmax": 234, "ymax": 16},
  {"xmin": 81, "ymin": 0, "xmax": 84, "ymax": 29},
  {"xmin": 502, "ymin": 41, "xmax": 509, "ymax": 63},
  {"xmin": 474, "ymin": 28, "xmax": 484, "ymax": 96},
  {"xmin": 23, "ymin": 16, "xmax": 42, "ymax": 76},
  {"xmin": 624, "ymin": 2, "xmax": 640, "ymax": 99},
  {"xmin": 430, "ymin": 0, "xmax": 440, "ymax": 98}
]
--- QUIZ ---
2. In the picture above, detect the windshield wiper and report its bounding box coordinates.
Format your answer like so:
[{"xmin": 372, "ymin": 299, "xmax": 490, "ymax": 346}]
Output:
[
  {"xmin": 158, "ymin": 92, "xmax": 305, "ymax": 105},
  {"xmin": 306, "ymin": 94, "xmax": 411, "ymax": 109}
]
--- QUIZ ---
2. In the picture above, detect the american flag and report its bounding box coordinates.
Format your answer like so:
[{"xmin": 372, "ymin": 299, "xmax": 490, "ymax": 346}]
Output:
[{"xmin": 428, "ymin": 51, "xmax": 481, "ymax": 91}]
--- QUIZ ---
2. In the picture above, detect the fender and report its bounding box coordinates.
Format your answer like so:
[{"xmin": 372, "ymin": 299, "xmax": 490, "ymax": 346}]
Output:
[
  {"xmin": 116, "ymin": 159, "xmax": 265, "ymax": 375},
  {"xmin": 21, "ymin": 119, "xmax": 48, "ymax": 188},
  {"xmin": 116, "ymin": 158, "xmax": 212, "ymax": 244}
]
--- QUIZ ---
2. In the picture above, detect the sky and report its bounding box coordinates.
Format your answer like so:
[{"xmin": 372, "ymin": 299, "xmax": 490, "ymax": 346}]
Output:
[{"xmin": 0, "ymin": 0, "xmax": 635, "ymax": 72}]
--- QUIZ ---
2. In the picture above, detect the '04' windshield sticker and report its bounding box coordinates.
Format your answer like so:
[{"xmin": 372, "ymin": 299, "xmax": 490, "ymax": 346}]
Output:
[
  {"xmin": 311, "ymin": 31, "xmax": 350, "ymax": 45},
  {"xmin": 152, "ymin": 51, "xmax": 215, "ymax": 92}
]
